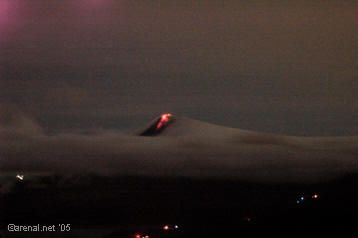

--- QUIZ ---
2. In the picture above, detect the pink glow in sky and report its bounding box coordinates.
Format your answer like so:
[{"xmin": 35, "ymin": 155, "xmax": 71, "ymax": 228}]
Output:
[
  {"xmin": 0, "ymin": 0, "xmax": 17, "ymax": 39},
  {"xmin": 0, "ymin": 0, "xmax": 11, "ymax": 24}
]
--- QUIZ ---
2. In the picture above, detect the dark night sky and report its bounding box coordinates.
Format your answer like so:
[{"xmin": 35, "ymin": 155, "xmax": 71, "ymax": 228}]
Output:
[{"xmin": 0, "ymin": 0, "xmax": 357, "ymax": 136}]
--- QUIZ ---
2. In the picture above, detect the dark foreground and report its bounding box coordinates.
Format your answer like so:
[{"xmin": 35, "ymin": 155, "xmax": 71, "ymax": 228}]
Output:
[{"xmin": 1, "ymin": 175, "xmax": 358, "ymax": 237}]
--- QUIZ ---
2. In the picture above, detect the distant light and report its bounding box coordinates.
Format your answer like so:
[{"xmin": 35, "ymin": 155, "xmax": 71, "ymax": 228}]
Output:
[
  {"xmin": 312, "ymin": 193, "xmax": 319, "ymax": 199},
  {"xmin": 163, "ymin": 225, "xmax": 169, "ymax": 231},
  {"xmin": 16, "ymin": 174, "xmax": 24, "ymax": 181},
  {"xmin": 135, "ymin": 234, "xmax": 141, "ymax": 238},
  {"xmin": 300, "ymin": 196, "xmax": 305, "ymax": 201},
  {"xmin": 143, "ymin": 236, "xmax": 150, "ymax": 238},
  {"xmin": 174, "ymin": 225, "xmax": 179, "ymax": 229},
  {"xmin": 243, "ymin": 216, "xmax": 253, "ymax": 222}
]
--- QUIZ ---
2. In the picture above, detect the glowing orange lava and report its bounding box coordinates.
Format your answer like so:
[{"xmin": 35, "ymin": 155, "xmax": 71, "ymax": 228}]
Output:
[{"xmin": 156, "ymin": 113, "xmax": 172, "ymax": 129}]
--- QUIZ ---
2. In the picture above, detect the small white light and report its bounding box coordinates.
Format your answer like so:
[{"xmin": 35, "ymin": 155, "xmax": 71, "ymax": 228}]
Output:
[
  {"xmin": 312, "ymin": 193, "xmax": 319, "ymax": 199},
  {"xmin": 16, "ymin": 174, "xmax": 24, "ymax": 181},
  {"xmin": 174, "ymin": 225, "xmax": 179, "ymax": 229}
]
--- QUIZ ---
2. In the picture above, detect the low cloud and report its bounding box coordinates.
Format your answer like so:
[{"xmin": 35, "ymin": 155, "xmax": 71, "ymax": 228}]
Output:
[{"xmin": 1, "ymin": 106, "xmax": 357, "ymax": 184}]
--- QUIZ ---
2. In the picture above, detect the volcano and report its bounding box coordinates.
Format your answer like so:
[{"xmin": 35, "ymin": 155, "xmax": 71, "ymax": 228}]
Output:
[{"xmin": 1, "ymin": 111, "xmax": 358, "ymax": 182}]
